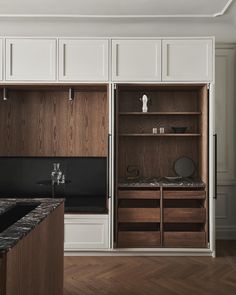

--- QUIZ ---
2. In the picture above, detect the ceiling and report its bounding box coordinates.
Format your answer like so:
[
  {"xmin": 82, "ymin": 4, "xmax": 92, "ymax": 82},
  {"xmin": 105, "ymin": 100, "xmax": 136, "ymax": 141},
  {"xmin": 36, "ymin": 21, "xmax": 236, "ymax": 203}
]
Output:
[{"xmin": 0, "ymin": 0, "xmax": 233, "ymax": 17}]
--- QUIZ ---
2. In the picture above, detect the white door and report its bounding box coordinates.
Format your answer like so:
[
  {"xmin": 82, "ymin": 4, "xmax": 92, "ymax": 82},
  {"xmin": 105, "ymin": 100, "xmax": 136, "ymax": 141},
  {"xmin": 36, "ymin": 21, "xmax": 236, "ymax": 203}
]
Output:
[
  {"xmin": 112, "ymin": 39, "xmax": 162, "ymax": 81},
  {"xmin": 5, "ymin": 38, "xmax": 57, "ymax": 81},
  {"xmin": 162, "ymin": 39, "xmax": 213, "ymax": 82},
  {"xmin": 59, "ymin": 39, "xmax": 108, "ymax": 81},
  {"xmin": 0, "ymin": 39, "xmax": 3, "ymax": 80}
]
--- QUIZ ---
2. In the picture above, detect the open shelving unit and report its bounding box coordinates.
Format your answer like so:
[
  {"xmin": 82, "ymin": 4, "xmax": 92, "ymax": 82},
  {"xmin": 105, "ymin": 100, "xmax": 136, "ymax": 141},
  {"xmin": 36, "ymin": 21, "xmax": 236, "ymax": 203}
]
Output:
[{"xmin": 115, "ymin": 84, "xmax": 209, "ymax": 248}]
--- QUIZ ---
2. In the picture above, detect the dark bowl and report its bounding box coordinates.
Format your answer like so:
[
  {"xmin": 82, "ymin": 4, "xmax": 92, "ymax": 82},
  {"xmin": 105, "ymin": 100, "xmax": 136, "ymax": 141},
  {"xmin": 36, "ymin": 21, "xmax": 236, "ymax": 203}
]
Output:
[{"xmin": 171, "ymin": 127, "xmax": 188, "ymax": 133}]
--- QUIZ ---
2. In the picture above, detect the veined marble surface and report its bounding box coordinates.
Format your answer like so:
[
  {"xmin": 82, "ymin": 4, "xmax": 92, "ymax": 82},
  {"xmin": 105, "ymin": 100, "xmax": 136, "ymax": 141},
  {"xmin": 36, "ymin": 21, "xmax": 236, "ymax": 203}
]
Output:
[
  {"xmin": 0, "ymin": 198, "xmax": 64, "ymax": 253},
  {"xmin": 118, "ymin": 177, "xmax": 206, "ymax": 188}
]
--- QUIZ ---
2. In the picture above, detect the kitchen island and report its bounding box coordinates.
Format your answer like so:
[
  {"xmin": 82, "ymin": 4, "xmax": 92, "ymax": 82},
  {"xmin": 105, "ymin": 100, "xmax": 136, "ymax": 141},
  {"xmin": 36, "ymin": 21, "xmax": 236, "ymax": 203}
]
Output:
[{"xmin": 0, "ymin": 198, "xmax": 64, "ymax": 295}]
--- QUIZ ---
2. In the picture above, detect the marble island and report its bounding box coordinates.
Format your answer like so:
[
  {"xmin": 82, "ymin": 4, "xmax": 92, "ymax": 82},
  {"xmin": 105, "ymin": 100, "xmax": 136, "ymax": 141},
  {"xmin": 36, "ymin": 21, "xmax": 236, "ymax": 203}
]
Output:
[
  {"xmin": 0, "ymin": 198, "xmax": 64, "ymax": 295},
  {"xmin": 0, "ymin": 198, "xmax": 64, "ymax": 253}
]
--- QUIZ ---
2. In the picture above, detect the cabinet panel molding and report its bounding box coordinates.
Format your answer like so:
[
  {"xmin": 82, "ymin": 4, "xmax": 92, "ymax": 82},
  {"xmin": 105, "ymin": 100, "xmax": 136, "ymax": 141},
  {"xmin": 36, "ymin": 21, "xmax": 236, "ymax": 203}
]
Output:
[
  {"xmin": 162, "ymin": 39, "xmax": 213, "ymax": 81},
  {"xmin": 0, "ymin": 39, "xmax": 3, "ymax": 80},
  {"xmin": 59, "ymin": 39, "xmax": 109, "ymax": 81},
  {"xmin": 64, "ymin": 215, "xmax": 109, "ymax": 250},
  {"xmin": 5, "ymin": 38, "xmax": 57, "ymax": 81},
  {"xmin": 215, "ymin": 47, "xmax": 236, "ymax": 184},
  {"xmin": 112, "ymin": 39, "xmax": 162, "ymax": 81}
]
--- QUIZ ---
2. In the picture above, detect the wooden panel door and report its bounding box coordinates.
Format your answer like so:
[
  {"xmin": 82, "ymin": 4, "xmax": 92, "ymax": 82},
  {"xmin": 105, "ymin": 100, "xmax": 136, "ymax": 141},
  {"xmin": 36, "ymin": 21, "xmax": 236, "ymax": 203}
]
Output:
[
  {"xmin": 112, "ymin": 39, "xmax": 162, "ymax": 81},
  {"xmin": 59, "ymin": 39, "xmax": 109, "ymax": 81},
  {"xmin": 162, "ymin": 39, "xmax": 213, "ymax": 81},
  {"xmin": 0, "ymin": 39, "xmax": 3, "ymax": 81},
  {"xmin": 5, "ymin": 38, "xmax": 57, "ymax": 81}
]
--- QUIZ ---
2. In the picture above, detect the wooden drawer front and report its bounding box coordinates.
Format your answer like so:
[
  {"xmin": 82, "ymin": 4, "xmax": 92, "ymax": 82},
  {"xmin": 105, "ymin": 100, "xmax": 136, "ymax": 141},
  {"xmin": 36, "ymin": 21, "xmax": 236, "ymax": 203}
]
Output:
[
  {"xmin": 164, "ymin": 232, "xmax": 206, "ymax": 248},
  {"xmin": 118, "ymin": 231, "xmax": 161, "ymax": 248},
  {"xmin": 164, "ymin": 190, "xmax": 206, "ymax": 199},
  {"xmin": 118, "ymin": 190, "xmax": 160, "ymax": 199},
  {"xmin": 118, "ymin": 208, "xmax": 160, "ymax": 222},
  {"xmin": 164, "ymin": 208, "xmax": 206, "ymax": 223}
]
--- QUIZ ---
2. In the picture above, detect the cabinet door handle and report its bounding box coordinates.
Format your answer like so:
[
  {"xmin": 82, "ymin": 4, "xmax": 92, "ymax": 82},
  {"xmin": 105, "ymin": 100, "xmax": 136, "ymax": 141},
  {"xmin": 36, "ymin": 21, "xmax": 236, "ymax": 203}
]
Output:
[
  {"xmin": 9, "ymin": 43, "xmax": 13, "ymax": 76},
  {"xmin": 214, "ymin": 134, "xmax": 217, "ymax": 200},
  {"xmin": 107, "ymin": 134, "xmax": 111, "ymax": 199},
  {"xmin": 63, "ymin": 43, "xmax": 66, "ymax": 76}
]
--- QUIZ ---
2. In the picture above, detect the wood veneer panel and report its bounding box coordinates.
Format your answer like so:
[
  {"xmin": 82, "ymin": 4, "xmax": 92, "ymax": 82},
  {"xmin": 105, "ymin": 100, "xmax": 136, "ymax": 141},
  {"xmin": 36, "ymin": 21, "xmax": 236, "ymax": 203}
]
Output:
[
  {"xmin": 0, "ymin": 89, "xmax": 108, "ymax": 156},
  {"xmin": 118, "ymin": 208, "xmax": 160, "ymax": 223},
  {"xmin": 118, "ymin": 231, "xmax": 160, "ymax": 248},
  {"xmin": 4, "ymin": 203, "xmax": 64, "ymax": 295},
  {"xmin": 163, "ymin": 190, "xmax": 206, "ymax": 199},
  {"xmin": 118, "ymin": 136, "xmax": 199, "ymax": 178},
  {"xmin": 163, "ymin": 232, "xmax": 206, "ymax": 248},
  {"xmin": 164, "ymin": 208, "xmax": 206, "ymax": 223},
  {"xmin": 0, "ymin": 254, "xmax": 6, "ymax": 295},
  {"xmin": 118, "ymin": 190, "xmax": 160, "ymax": 199}
]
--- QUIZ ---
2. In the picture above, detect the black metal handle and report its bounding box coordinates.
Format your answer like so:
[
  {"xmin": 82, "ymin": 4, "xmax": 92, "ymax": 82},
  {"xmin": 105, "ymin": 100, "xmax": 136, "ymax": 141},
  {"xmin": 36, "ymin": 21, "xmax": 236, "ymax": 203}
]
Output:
[
  {"xmin": 107, "ymin": 134, "xmax": 111, "ymax": 199},
  {"xmin": 214, "ymin": 134, "xmax": 217, "ymax": 200}
]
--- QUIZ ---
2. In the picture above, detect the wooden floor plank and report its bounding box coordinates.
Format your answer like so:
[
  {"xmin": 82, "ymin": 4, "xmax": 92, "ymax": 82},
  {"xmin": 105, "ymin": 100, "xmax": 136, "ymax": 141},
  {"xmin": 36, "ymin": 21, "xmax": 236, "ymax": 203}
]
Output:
[{"xmin": 64, "ymin": 241, "xmax": 236, "ymax": 295}]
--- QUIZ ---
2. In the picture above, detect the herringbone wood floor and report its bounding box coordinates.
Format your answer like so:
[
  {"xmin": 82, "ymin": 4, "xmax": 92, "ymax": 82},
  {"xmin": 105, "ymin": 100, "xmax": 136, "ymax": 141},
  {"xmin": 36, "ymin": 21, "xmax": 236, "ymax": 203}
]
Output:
[{"xmin": 64, "ymin": 240, "xmax": 236, "ymax": 295}]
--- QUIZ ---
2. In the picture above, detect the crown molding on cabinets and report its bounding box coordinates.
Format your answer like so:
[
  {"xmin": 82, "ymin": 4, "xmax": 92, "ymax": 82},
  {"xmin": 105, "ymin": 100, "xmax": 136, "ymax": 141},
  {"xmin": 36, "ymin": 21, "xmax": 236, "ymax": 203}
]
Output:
[{"xmin": 0, "ymin": 0, "xmax": 233, "ymax": 19}]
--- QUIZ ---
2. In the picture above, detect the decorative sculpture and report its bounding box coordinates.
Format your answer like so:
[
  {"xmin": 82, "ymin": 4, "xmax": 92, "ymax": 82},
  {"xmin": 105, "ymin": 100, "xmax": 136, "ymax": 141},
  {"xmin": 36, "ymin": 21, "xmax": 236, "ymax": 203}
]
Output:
[{"xmin": 139, "ymin": 94, "xmax": 149, "ymax": 112}]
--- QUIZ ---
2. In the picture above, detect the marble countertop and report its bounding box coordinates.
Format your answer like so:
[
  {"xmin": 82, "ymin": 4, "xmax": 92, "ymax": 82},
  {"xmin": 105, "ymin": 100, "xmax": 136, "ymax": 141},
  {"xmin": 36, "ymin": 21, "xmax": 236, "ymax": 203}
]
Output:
[
  {"xmin": 0, "ymin": 198, "xmax": 64, "ymax": 253},
  {"xmin": 118, "ymin": 177, "xmax": 205, "ymax": 188}
]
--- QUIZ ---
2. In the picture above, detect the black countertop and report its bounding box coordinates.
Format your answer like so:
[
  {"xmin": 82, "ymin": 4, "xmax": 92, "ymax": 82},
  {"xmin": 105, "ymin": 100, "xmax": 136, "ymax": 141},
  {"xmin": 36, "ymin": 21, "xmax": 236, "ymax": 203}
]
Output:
[
  {"xmin": 0, "ymin": 198, "xmax": 64, "ymax": 254},
  {"xmin": 118, "ymin": 177, "xmax": 206, "ymax": 188}
]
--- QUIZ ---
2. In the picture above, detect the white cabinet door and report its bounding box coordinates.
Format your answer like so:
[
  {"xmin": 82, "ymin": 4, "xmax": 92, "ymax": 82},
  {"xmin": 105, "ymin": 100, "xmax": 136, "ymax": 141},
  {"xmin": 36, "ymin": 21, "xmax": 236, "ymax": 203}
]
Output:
[
  {"xmin": 0, "ymin": 39, "xmax": 3, "ymax": 80},
  {"xmin": 5, "ymin": 39, "xmax": 57, "ymax": 81},
  {"xmin": 162, "ymin": 39, "xmax": 213, "ymax": 81},
  {"xmin": 112, "ymin": 39, "xmax": 162, "ymax": 81},
  {"xmin": 59, "ymin": 39, "xmax": 108, "ymax": 81},
  {"xmin": 64, "ymin": 214, "xmax": 109, "ymax": 250}
]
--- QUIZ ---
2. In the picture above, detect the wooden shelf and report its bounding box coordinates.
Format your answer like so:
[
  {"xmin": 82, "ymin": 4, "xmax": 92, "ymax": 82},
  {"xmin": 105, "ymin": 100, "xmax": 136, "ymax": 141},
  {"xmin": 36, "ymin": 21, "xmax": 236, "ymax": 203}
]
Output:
[
  {"xmin": 119, "ymin": 112, "xmax": 201, "ymax": 115},
  {"xmin": 119, "ymin": 133, "xmax": 201, "ymax": 137}
]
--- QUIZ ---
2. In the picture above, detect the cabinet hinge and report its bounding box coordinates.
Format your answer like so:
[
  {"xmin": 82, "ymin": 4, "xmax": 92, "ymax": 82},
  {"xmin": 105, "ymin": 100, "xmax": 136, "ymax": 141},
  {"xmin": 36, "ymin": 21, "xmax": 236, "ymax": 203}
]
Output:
[
  {"xmin": 207, "ymin": 83, "xmax": 210, "ymax": 90},
  {"xmin": 114, "ymin": 84, "xmax": 117, "ymax": 90}
]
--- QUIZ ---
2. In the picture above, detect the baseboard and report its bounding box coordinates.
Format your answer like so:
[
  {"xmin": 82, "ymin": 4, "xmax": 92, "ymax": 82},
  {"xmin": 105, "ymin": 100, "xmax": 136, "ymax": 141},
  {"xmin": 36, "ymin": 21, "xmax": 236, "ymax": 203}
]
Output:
[{"xmin": 216, "ymin": 226, "xmax": 236, "ymax": 240}]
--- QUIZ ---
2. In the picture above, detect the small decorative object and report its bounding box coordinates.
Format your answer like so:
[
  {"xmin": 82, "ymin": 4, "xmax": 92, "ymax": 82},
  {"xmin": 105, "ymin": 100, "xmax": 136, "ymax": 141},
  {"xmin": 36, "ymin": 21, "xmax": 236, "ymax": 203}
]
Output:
[
  {"xmin": 152, "ymin": 127, "xmax": 157, "ymax": 134},
  {"xmin": 160, "ymin": 127, "xmax": 165, "ymax": 134},
  {"xmin": 174, "ymin": 156, "xmax": 196, "ymax": 178},
  {"xmin": 126, "ymin": 165, "xmax": 140, "ymax": 180},
  {"xmin": 172, "ymin": 126, "xmax": 188, "ymax": 133},
  {"xmin": 139, "ymin": 94, "xmax": 150, "ymax": 113}
]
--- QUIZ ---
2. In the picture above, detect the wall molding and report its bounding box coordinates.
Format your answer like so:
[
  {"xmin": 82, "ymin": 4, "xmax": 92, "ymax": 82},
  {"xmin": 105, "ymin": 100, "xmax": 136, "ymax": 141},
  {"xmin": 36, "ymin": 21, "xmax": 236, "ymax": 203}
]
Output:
[
  {"xmin": 0, "ymin": 0, "xmax": 233, "ymax": 19},
  {"xmin": 216, "ymin": 225, "xmax": 236, "ymax": 240}
]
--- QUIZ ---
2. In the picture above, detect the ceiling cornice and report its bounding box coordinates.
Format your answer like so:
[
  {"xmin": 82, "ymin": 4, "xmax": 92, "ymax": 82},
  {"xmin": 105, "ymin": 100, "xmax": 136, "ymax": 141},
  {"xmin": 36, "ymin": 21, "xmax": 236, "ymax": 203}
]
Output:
[{"xmin": 0, "ymin": 0, "xmax": 233, "ymax": 19}]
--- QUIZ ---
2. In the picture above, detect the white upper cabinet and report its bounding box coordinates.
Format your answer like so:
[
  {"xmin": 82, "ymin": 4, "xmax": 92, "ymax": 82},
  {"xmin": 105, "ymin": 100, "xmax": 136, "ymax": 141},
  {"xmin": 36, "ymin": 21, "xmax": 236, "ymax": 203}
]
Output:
[
  {"xmin": 5, "ymin": 39, "xmax": 57, "ymax": 81},
  {"xmin": 162, "ymin": 39, "xmax": 213, "ymax": 82},
  {"xmin": 0, "ymin": 39, "xmax": 3, "ymax": 80},
  {"xmin": 59, "ymin": 39, "xmax": 109, "ymax": 81},
  {"xmin": 112, "ymin": 39, "xmax": 162, "ymax": 81}
]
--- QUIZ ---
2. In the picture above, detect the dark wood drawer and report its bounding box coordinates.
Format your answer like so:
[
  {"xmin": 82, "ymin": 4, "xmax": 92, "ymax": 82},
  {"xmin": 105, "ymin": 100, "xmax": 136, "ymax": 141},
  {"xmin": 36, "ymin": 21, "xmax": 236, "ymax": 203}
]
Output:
[
  {"xmin": 118, "ymin": 190, "xmax": 160, "ymax": 199},
  {"xmin": 163, "ymin": 232, "xmax": 206, "ymax": 248},
  {"xmin": 164, "ymin": 208, "xmax": 206, "ymax": 223},
  {"xmin": 163, "ymin": 190, "xmax": 206, "ymax": 199},
  {"xmin": 118, "ymin": 208, "xmax": 160, "ymax": 222},
  {"xmin": 118, "ymin": 231, "xmax": 161, "ymax": 248}
]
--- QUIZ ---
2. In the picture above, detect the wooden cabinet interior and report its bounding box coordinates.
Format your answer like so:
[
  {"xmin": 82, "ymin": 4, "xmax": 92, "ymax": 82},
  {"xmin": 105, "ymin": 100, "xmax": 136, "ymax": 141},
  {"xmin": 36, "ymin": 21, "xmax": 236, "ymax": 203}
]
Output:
[
  {"xmin": 115, "ymin": 84, "xmax": 209, "ymax": 248},
  {"xmin": 0, "ymin": 84, "xmax": 108, "ymax": 157}
]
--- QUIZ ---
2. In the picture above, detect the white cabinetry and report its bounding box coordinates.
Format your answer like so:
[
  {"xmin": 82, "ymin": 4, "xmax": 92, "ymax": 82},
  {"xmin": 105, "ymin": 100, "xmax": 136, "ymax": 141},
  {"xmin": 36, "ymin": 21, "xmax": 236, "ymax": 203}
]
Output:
[
  {"xmin": 59, "ymin": 39, "xmax": 108, "ymax": 81},
  {"xmin": 162, "ymin": 39, "xmax": 213, "ymax": 81},
  {"xmin": 5, "ymin": 39, "xmax": 57, "ymax": 81},
  {"xmin": 112, "ymin": 39, "xmax": 162, "ymax": 81},
  {"xmin": 0, "ymin": 39, "xmax": 3, "ymax": 80},
  {"xmin": 64, "ymin": 214, "xmax": 109, "ymax": 250}
]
